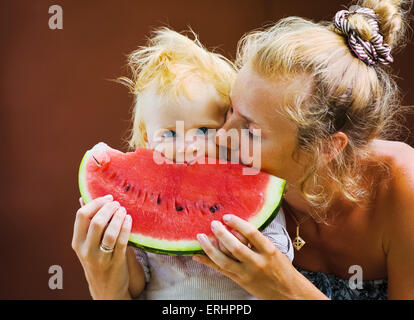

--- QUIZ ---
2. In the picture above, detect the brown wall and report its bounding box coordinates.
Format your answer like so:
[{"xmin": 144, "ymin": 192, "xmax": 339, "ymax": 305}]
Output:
[{"xmin": 1, "ymin": 0, "xmax": 413, "ymax": 299}]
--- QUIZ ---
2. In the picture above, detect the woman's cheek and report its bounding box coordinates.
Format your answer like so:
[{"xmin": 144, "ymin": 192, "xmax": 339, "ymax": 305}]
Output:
[{"xmin": 238, "ymin": 132, "xmax": 262, "ymax": 168}]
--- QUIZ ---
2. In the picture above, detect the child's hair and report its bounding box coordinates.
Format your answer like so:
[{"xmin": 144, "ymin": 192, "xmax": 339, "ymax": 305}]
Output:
[
  {"xmin": 118, "ymin": 27, "xmax": 237, "ymax": 149},
  {"xmin": 236, "ymin": 0, "xmax": 412, "ymax": 221}
]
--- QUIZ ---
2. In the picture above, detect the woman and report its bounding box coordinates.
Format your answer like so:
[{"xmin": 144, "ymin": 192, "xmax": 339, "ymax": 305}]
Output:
[{"xmin": 192, "ymin": 0, "xmax": 414, "ymax": 299}]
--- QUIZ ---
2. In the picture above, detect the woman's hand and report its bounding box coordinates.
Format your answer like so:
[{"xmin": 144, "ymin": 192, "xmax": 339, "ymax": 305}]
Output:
[
  {"xmin": 193, "ymin": 214, "xmax": 328, "ymax": 300},
  {"xmin": 71, "ymin": 195, "xmax": 133, "ymax": 300}
]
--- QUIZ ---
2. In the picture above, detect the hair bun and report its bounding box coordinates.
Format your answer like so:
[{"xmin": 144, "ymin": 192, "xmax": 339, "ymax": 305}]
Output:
[
  {"xmin": 334, "ymin": 5, "xmax": 394, "ymax": 66},
  {"xmin": 361, "ymin": 0, "xmax": 412, "ymax": 48}
]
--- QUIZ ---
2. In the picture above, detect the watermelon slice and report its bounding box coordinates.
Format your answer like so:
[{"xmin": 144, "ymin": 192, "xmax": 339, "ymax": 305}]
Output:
[{"xmin": 78, "ymin": 142, "xmax": 286, "ymax": 255}]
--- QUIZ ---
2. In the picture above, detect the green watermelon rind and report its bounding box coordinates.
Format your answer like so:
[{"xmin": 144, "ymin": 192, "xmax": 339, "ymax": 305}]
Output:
[{"xmin": 78, "ymin": 143, "xmax": 286, "ymax": 256}]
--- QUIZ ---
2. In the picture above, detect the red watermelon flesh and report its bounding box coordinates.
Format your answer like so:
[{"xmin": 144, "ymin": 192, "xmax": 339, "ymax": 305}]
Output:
[{"xmin": 78, "ymin": 142, "xmax": 286, "ymax": 255}]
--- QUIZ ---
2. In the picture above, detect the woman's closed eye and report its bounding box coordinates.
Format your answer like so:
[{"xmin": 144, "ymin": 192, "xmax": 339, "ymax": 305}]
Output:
[
  {"xmin": 196, "ymin": 127, "xmax": 210, "ymax": 135},
  {"xmin": 248, "ymin": 126, "xmax": 261, "ymax": 139}
]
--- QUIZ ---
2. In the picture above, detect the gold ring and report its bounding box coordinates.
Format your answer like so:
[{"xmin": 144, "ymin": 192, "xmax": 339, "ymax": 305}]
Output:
[{"xmin": 100, "ymin": 242, "xmax": 114, "ymax": 253}]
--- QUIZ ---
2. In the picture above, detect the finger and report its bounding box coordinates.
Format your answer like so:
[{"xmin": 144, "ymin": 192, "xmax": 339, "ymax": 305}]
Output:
[
  {"xmin": 100, "ymin": 206, "xmax": 127, "ymax": 252},
  {"xmin": 214, "ymin": 238, "xmax": 236, "ymax": 259},
  {"xmin": 217, "ymin": 240, "xmax": 232, "ymax": 257},
  {"xmin": 223, "ymin": 229, "xmax": 252, "ymax": 257},
  {"xmin": 79, "ymin": 197, "xmax": 85, "ymax": 207},
  {"xmin": 196, "ymin": 233, "xmax": 243, "ymax": 275},
  {"xmin": 231, "ymin": 229, "xmax": 249, "ymax": 246},
  {"xmin": 76, "ymin": 195, "xmax": 113, "ymax": 222},
  {"xmin": 85, "ymin": 201, "xmax": 121, "ymax": 249},
  {"xmin": 211, "ymin": 221, "xmax": 255, "ymax": 262},
  {"xmin": 192, "ymin": 254, "xmax": 239, "ymax": 281},
  {"xmin": 72, "ymin": 195, "xmax": 113, "ymax": 246},
  {"xmin": 222, "ymin": 214, "xmax": 274, "ymax": 254},
  {"xmin": 114, "ymin": 214, "xmax": 132, "ymax": 258}
]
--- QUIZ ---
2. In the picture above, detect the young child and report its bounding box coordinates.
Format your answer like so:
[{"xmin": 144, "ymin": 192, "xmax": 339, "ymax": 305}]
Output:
[{"xmin": 118, "ymin": 27, "xmax": 293, "ymax": 299}]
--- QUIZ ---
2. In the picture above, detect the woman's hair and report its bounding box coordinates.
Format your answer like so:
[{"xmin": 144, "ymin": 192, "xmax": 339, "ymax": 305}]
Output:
[
  {"xmin": 236, "ymin": 0, "xmax": 412, "ymax": 220},
  {"xmin": 118, "ymin": 27, "xmax": 236, "ymax": 149}
]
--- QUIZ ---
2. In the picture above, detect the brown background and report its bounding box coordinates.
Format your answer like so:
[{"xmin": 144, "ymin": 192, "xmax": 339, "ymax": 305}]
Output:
[{"xmin": 0, "ymin": 0, "xmax": 413, "ymax": 299}]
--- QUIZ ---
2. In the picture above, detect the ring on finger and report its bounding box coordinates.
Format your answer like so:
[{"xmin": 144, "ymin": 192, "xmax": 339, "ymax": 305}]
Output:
[{"xmin": 100, "ymin": 242, "xmax": 114, "ymax": 253}]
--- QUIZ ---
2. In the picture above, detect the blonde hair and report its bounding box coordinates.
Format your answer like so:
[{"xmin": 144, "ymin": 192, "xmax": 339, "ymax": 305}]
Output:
[
  {"xmin": 118, "ymin": 27, "xmax": 236, "ymax": 149},
  {"xmin": 236, "ymin": 0, "xmax": 412, "ymax": 220}
]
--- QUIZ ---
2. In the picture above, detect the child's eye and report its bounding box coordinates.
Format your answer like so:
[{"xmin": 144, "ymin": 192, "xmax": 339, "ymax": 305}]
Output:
[
  {"xmin": 162, "ymin": 130, "xmax": 176, "ymax": 138},
  {"xmin": 196, "ymin": 127, "xmax": 209, "ymax": 135}
]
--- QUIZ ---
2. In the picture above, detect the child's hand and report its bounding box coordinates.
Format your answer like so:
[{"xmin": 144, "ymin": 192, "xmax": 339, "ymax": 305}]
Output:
[{"xmin": 71, "ymin": 195, "xmax": 133, "ymax": 299}]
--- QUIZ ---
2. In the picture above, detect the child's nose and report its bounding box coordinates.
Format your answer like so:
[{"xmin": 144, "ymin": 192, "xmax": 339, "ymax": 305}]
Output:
[{"xmin": 176, "ymin": 140, "xmax": 199, "ymax": 153}]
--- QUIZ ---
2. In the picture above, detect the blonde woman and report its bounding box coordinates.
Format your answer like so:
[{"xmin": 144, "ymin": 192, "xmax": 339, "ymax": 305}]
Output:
[{"xmin": 194, "ymin": 0, "xmax": 414, "ymax": 299}]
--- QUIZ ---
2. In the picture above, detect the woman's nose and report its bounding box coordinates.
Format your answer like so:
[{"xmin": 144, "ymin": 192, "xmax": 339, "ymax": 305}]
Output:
[{"xmin": 215, "ymin": 118, "xmax": 241, "ymax": 151}]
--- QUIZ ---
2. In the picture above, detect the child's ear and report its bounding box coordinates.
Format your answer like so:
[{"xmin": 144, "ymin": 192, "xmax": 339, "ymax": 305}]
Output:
[
  {"xmin": 141, "ymin": 130, "xmax": 149, "ymax": 147},
  {"xmin": 139, "ymin": 122, "xmax": 149, "ymax": 148}
]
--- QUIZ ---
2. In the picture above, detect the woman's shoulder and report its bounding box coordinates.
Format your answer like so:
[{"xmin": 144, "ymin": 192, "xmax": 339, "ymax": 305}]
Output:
[
  {"xmin": 368, "ymin": 139, "xmax": 414, "ymax": 162},
  {"xmin": 367, "ymin": 140, "xmax": 414, "ymax": 298},
  {"xmin": 367, "ymin": 139, "xmax": 414, "ymax": 200},
  {"xmin": 368, "ymin": 140, "xmax": 414, "ymax": 250},
  {"xmin": 368, "ymin": 139, "xmax": 414, "ymax": 185}
]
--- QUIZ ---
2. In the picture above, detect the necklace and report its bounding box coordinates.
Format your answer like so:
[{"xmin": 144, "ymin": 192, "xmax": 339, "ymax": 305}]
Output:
[{"xmin": 283, "ymin": 201, "xmax": 311, "ymax": 251}]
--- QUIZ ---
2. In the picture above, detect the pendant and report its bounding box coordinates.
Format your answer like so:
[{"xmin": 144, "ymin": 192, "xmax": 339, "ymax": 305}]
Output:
[{"xmin": 293, "ymin": 226, "xmax": 306, "ymax": 251}]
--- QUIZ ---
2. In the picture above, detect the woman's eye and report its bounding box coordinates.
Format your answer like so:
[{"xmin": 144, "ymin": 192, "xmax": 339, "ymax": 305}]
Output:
[
  {"xmin": 196, "ymin": 127, "xmax": 209, "ymax": 135},
  {"xmin": 161, "ymin": 130, "xmax": 176, "ymax": 138}
]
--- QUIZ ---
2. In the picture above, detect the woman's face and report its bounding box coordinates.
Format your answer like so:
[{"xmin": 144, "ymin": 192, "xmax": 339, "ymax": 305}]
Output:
[{"xmin": 217, "ymin": 65, "xmax": 311, "ymax": 184}]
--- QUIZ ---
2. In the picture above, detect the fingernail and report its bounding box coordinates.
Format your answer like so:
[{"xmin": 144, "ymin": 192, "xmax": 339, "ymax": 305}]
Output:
[
  {"xmin": 104, "ymin": 194, "xmax": 113, "ymax": 200},
  {"xmin": 197, "ymin": 233, "xmax": 208, "ymax": 244},
  {"xmin": 125, "ymin": 214, "xmax": 132, "ymax": 224},
  {"xmin": 211, "ymin": 220, "xmax": 221, "ymax": 231},
  {"xmin": 222, "ymin": 215, "xmax": 232, "ymax": 223},
  {"xmin": 113, "ymin": 201, "xmax": 120, "ymax": 207}
]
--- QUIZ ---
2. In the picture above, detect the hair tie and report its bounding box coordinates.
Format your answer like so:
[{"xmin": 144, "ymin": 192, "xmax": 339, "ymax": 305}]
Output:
[{"xmin": 333, "ymin": 5, "xmax": 393, "ymax": 66}]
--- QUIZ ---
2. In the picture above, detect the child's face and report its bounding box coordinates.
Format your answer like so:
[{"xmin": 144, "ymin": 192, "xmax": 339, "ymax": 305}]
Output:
[{"xmin": 140, "ymin": 79, "xmax": 227, "ymax": 162}]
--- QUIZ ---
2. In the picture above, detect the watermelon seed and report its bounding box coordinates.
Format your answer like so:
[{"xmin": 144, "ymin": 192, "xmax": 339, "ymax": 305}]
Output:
[
  {"xmin": 125, "ymin": 185, "xmax": 130, "ymax": 192},
  {"xmin": 157, "ymin": 196, "xmax": 161, "ymax": 205},
  {"xmin": 209, "ymin": 206, "xmax": 216, "ymax": 213},
  {"xmin": 176, "ymin": 206, "xmax": 183, "ymax": 212}
]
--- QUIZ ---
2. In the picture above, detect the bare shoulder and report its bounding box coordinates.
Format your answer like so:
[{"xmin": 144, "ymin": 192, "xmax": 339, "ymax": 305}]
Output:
[
  {"xmin": 368, "ymin": 140, "xmax": 414, "ymax": 250},
  {"xmin": 368, "ymin": 139, "xmax": 414, "ymax": 190}
]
